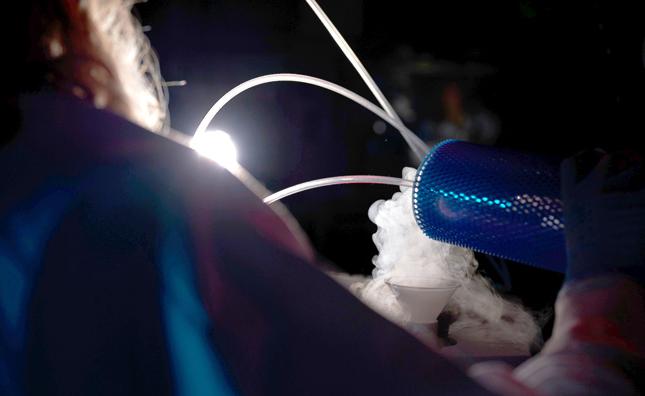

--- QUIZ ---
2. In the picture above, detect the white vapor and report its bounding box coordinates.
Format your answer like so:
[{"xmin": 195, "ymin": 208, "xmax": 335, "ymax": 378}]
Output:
[{"xmin": 348, "ymin": 167, "xmax": 541, "ymax": 352}]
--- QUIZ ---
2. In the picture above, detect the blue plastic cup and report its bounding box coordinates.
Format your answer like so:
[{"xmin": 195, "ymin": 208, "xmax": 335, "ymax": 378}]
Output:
[{"xmin": 413, "ymin": 140, "xmax": 566, "ymax": 273}]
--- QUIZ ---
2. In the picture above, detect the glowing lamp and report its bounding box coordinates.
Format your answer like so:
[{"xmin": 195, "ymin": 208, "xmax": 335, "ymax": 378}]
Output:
[{"xmin": 190, "ymin": 129, "xmax": 238, "ymax": 169}]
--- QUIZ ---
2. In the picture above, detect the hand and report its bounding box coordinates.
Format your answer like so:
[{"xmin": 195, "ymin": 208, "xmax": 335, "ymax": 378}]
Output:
[{"xmin": 561, "ymin": 150, "xmax": 645, "ymax": 283}]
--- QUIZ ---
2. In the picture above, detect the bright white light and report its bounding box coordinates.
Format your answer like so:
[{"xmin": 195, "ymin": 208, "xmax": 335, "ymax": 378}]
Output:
[{"xmin": 190, "ymin": 129, "xmax": 238, "ymax": 169}]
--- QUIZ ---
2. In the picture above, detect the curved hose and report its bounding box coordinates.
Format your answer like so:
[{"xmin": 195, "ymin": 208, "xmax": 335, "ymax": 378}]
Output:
[
  {"xmin": 263, "ymin": 175, "xmax": 413, "ymax": 204},
  {"xmin": 195, "ymin": 73, "xmax": 429, "ymax": 161},
  {"xmin": 193, "ymin": 1, "xmax": 429, "ymax": 205}
]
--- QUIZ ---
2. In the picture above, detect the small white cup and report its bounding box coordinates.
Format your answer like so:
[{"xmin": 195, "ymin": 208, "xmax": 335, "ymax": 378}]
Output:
[{"xmin": 386, "ymin": 276, "xmax": 459, "ymax": 324}]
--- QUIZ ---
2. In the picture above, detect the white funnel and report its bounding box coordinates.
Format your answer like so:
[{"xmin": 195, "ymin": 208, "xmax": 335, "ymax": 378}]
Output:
[{"xmin": 386, "ymin": 276, "xmax": 458, "ymax": 324}]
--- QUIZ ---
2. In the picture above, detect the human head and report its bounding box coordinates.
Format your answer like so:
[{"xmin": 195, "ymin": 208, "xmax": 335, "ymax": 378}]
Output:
[{"xmin": 3, "ymin": 0, "xmax": 167, "ymax": 143}]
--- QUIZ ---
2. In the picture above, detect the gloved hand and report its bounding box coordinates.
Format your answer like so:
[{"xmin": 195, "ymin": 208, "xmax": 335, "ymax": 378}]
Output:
[{"xmin": 561, "ymin": 149, "xmax": 645, "ymax": 283}]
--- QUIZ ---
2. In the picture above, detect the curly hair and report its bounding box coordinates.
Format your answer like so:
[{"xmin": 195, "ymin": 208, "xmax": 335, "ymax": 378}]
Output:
[{"xmin": 2, "ymin": 0, "xmax": 168, "ymax": 144}]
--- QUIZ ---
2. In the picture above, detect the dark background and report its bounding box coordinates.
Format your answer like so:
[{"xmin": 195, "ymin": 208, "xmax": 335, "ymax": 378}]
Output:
[{"xmin": 136, "ymin": 0, "xmax": 645, "ymax": 325}]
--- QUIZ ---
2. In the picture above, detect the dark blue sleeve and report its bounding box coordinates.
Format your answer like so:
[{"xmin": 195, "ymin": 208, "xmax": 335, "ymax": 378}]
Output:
[{"xmin": 24, "ymin": 184, "xmax": 174, "ymax": 396}]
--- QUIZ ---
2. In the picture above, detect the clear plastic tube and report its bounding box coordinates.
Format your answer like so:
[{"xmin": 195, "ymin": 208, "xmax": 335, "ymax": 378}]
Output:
[
  {"xmin": 154, "ymin": 129, "xmax": 412, "ymax": 207},
  {"xmin": 195, "ymin": 73, "xmax": 429, "ymax": 160},
  {"xmin": 263, "ymin": 175, "xmax": 413, "ymax": 204},
  {"xmin": 305, "ymin": 0, "xmax": 403, "ymax": 125},
  {"xmin": 190, "ymin": 1, "xmax": 431, "ymax": 206}
]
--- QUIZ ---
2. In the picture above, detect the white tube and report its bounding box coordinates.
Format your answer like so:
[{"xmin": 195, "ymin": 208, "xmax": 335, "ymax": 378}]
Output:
[
  {"xmin": 145, "ymin": 128, "xmax": 412, "ymax": 212},
  {"xmin": 195, "ymin": 73, "xmax": 429, "ymax": 161},
  {"xmin": 305, "ymin": 0, "xmax": 402, "ymax": 125},
  {"xmin": 263, "ymin": 175, "xmax": 413, "ymax": 204}
]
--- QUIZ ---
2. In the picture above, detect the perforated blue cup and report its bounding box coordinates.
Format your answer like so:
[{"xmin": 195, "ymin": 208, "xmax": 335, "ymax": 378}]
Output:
[{"xmin": 413, "ymin": 140, "xmax": 566, "ymax": 272}]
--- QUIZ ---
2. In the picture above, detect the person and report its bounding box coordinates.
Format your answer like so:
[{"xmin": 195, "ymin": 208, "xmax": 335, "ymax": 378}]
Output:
[
  {"xmin": 469, "ymin": 150, "xmax": 645, "ymax": 395},
  {"xmin": 1, "ymin": 1, "xmax": 643, "ymax": 395},
  {"xmin": 0, "ymin": 2, "xmax": 490, "ymax": 394}
]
